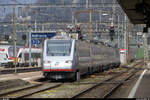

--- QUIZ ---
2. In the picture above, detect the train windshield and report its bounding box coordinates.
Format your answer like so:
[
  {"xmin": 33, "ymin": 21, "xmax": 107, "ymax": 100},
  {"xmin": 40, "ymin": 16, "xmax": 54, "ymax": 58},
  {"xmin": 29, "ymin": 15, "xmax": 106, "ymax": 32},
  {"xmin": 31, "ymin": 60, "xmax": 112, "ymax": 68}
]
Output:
[
  {"xmin": 47, "ymin": 40, "xmax": 72, "ymax": 56},
  {"xmin": 8, "ymin": 46, "xmax": 19, "ymax": 57},
  {"xmin": 0, "ymin": 53, "xmax": 7, "ymax": 61}
]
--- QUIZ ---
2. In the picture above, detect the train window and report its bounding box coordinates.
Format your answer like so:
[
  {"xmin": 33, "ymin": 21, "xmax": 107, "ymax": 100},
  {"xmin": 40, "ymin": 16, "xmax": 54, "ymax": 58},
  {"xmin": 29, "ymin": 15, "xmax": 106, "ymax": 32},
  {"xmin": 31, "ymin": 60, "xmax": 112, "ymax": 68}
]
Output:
[
  {"xmin": 92, "ymin": 45, "xmax": 101, "ymax": 55},
  {"xmin": 24, "ymin": 53, "xmax": 29, "ymax": 60},
  {"xmin": 18, "ymin": 53, "xmax": 22, "ymax": 58},
  {"xmin": 6, "ymin": 54, "xmax": 8, "ymax": 58},
  {"xmin": 32, "ymin": 53, "xmax": 41, "ymax": 58},
  {"xmin": 8, "ymin": 46, "xmax": 19, "ymax": 57},
  {"xmin": 24, "ymin": 53, "xmax": 41, "ymax": 61},
  {"xmin": 79, "ymin": 49, "xmax": 90, "ymax": 57},
  {"xmin": 75, "ymin": 43, "xmax": 76, "ymax": 52},
  {"xmin": 46, "ymin": 40, "xmax": 72, "ymax": 56}
]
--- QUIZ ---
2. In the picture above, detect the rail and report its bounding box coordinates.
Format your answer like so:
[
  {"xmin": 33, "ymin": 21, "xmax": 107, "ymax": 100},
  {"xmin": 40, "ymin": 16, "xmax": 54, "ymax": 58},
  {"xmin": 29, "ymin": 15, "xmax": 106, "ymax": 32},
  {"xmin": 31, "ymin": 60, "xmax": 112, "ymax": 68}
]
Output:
[{"xmin": 70, "ymin": 61, "xmax": 144, "ymax": 98}]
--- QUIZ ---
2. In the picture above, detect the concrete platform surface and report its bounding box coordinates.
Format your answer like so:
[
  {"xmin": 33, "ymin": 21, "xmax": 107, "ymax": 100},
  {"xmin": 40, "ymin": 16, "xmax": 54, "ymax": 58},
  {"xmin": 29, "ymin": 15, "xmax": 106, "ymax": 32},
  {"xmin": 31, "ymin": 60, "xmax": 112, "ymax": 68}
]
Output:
[
  {"xmin": 0, "ymin": 71, "xmax": 43, "ymax": 81},
  {"xmin": 128, "ymin": 69, "xmax": 150, "ymax": 98}
]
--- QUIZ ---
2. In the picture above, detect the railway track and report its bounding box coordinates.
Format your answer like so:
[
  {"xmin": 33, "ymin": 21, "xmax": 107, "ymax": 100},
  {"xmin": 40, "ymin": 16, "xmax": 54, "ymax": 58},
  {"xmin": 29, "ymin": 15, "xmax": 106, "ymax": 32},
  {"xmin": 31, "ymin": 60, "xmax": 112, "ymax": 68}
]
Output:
[
  {"xmin": 102, "ymin": 69, "xmax": 138, "ymax": 98},
  {"xmin": 0, "ymin": 60, "xmax": 142, "ymax": 75},
  {"xmin": 0, "ymin": 60, "xmax": 143, "ymax": 98},
  {"xmin": 70, "ymin": 61, "xmax": 144, "ymax": 98},
  {"xmin": 0, "ymin": 81, "xmax": 63, "ymax": 98}
]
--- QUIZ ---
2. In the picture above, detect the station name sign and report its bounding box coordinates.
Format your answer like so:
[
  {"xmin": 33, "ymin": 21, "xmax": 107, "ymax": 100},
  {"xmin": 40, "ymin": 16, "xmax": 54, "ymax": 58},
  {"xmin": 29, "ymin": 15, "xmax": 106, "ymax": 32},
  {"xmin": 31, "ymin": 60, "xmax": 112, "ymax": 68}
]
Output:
[
  {"xmin": 31, "ymin": 32, "xmax": 56, "ymax": 38},
  {"xmin": 31, "ymin": 32, "xmax": 56, "ymax": 44}
]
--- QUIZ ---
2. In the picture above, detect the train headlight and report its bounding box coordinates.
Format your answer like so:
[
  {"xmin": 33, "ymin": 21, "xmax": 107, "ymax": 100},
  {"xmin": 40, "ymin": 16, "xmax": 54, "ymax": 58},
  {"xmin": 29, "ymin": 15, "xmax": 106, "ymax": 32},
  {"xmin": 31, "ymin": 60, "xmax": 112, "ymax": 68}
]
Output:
[
  {"xmin": 47, "ymin": 61, "xmax": 51, "ymax": 63},
  {"xmin": 43, "ymin": 61, "xmax": 51, "ymax": 67},
  {"xmin": 65, "ymin": 60, "xmax": 72, "ymax": 64},
  {"xmin": 43, "ymin": 61, "xmax": 51, "ymax": 64}
]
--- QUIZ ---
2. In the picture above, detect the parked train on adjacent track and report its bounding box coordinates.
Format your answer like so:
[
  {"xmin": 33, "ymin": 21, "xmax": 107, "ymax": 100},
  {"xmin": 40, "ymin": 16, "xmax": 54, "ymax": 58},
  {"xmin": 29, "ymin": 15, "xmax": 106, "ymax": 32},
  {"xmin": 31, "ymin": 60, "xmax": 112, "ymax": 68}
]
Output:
[
  {"xmin": 42, "ymin": 36, "xmax": 120, "ymax": 80},
  {"xmin": 0, "ymin": 45, "xmax": 41, "ymax": 67},
  {"xmin": 0, "ymin": 45, "xmax": 12, "ymax": 66}
]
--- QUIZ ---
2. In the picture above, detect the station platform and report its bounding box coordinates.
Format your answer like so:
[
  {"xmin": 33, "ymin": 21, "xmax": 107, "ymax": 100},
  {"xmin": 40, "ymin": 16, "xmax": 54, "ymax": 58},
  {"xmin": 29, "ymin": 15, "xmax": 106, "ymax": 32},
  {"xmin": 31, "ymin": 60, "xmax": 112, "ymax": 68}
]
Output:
[
  {"xmin": 0, "ymin": 71, "xmax": 43, "ymax": 81},
  {"xmin": 0, "ymin": 66, "xmax": 42, "ymax": 74},
  {"xmin": 128, "ymin": 68, "xmax": 150, "ymax": 98}
]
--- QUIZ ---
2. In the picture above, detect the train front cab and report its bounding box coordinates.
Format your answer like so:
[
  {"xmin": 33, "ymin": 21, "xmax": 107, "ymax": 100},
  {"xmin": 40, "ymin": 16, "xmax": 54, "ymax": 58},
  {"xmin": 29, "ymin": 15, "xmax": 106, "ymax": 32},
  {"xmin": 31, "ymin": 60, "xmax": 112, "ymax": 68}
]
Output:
[{"xmin": 43, "ymin": 39, "xmax": 78, "ymax": 80}]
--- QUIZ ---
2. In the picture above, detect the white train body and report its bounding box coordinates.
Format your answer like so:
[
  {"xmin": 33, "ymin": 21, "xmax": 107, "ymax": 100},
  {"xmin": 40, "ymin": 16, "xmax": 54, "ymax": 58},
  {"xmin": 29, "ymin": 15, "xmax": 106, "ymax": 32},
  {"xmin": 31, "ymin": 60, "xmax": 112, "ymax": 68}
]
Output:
[
  {"xmin": 0, "ymin": 45, "xmax": 11, "ymax": 66},
  {"xmin": 42, "ymin": 36, "xmax": 120, "ymax": 80},
  {"xmin": 16, "ymin": 47, "xmax": 42, "ymax": 66},
  {"xmin": 6, "ymin": 46, "xmax": 41, "ymax": 67}
]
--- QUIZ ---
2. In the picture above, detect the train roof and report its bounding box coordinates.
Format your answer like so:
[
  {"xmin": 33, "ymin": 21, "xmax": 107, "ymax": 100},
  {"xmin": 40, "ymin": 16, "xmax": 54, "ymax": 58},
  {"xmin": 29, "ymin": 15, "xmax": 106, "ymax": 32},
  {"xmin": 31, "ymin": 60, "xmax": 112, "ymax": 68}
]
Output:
[{"xmin": 47, "ymin": 35, "xmax": 74, "ymax": 41}]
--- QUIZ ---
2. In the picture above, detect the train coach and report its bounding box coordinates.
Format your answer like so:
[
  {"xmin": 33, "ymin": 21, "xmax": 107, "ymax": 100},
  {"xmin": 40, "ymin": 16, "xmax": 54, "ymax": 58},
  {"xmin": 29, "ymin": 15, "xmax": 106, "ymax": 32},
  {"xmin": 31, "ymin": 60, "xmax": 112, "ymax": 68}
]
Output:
[
  {"xmin": 8, "ymin": 46, "xmax": 41, "ymax": 67},
  {"xmin": 0, "ymin": 45, "xmax": 12, "ymax": 67},
  {"xmin": 42, "ymin": 36, "xmax": 120, "ymax": 80}
]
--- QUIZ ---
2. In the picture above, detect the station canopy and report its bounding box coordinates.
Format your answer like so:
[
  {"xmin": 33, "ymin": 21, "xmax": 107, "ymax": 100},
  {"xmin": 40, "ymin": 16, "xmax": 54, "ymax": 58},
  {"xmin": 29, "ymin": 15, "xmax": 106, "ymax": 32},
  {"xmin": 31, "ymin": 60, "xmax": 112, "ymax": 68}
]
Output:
[{"xmin": 117, "ymin": 0, "xmax": 150, "ymax": 25}]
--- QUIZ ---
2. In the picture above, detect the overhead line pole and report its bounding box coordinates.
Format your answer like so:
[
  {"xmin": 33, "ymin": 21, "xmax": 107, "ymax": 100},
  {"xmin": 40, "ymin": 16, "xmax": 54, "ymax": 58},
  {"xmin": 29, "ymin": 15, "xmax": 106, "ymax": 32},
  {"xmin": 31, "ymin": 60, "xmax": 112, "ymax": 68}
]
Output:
[
  {"xmin": 12, "ymin": 6, "xmax": 17, "ymax": 73},
  {"xmin": 124, "ymin": 15, "xmax": 127, "ymax": 64},
  {"xmin": 89, "ymin": 0, "xmax": 93, "ymax": 69},
  {"xmin": 117, "ymin": 15, "xmax": 120, "ymax": 48},
  {"xmin": 89, "ymin": 0, "xmax": 92, "ymax": 41},
  {"xmin": 127, "ymin": 21, "xmax": 131, "ymax": 63},
  {"xmin": 29, "ymin": 0, "xmax": 32, "ymax": 67}
]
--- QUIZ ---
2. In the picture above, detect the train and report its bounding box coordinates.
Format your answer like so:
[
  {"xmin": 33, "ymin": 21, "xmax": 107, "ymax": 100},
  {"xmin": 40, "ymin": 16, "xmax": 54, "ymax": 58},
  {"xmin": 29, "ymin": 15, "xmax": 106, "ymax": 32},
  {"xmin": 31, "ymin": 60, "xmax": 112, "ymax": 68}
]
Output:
[
  {"xmin": 0, "ymin": 45, "xmax": 41, "ymax": 67},
  {"xmin": 42, "ymin": 36, "xmax": 120, "ymax": 80},
  {"xmin": 0, "ymin": 45, "xmax": 12, "ymax": 66},
  {"xmin": 11, "ymin": 47, "xmax": 42, "ymax": 67}
]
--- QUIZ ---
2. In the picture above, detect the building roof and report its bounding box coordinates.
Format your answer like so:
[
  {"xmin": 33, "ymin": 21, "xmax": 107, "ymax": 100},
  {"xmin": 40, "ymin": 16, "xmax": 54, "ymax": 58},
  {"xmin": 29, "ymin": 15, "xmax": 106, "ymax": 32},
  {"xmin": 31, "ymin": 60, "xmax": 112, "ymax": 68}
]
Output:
[{"xmin": 117, "ymin": 0, "xmax": 150, "ymax": 25}]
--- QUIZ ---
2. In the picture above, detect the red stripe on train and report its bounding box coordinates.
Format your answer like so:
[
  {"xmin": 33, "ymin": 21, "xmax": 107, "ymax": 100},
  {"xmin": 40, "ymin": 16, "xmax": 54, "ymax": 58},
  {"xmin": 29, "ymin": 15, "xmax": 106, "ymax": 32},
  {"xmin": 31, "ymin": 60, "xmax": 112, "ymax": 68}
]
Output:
[
  {"xmin": 43, "ymin": 69, "xmax": 74, "ymax": 72},
  {"xmin": 9, "ymin": 57, "xmax": 14, "ymax": 60}
]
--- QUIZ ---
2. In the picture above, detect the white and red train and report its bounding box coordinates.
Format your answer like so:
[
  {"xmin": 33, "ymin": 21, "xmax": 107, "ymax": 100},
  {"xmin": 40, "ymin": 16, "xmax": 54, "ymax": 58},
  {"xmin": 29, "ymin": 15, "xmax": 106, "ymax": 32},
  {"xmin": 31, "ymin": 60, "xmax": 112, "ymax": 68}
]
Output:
[
  {"xmin": 0, "ymin": 45, "xmax": 11, "ymax": 66},
  {"xmin": 42, "ymin": 36, "xmax": 120, "ymax": 80},
  {"xmin": 0, "ymin": 45, "xmax": 41, "ymax": 67}
]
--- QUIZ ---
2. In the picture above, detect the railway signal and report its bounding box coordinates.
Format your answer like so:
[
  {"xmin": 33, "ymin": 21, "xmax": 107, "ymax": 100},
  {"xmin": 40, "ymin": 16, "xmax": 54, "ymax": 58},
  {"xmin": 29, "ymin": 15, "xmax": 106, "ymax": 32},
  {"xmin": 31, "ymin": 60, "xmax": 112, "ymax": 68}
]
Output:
[
  {"xmin": 69, "ymin": 29, "xmax": 72, "ymax": 32},
  {"xmin": 67, "ymin": 25, "xmax": 74, "ymax": 33},
  {"xmin": 4, "ymin": 35, "xmax": 9, "ymax": 41},
  {"xmin": 76, "ymin": 25, "xmax": 81, "ymax": 33},
  {"xmin": 75, "ymin": 25, "xmax": 83, "ymax": 40},
  {"xmin": 22, "ymin": 34, "xmax": 27, "ymax": 40},
  {"xmin": 109, "ymin": 25, "xmax": 115, "ymax": 41}
]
